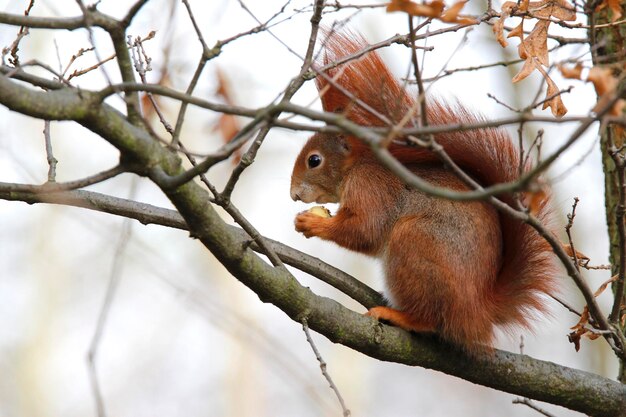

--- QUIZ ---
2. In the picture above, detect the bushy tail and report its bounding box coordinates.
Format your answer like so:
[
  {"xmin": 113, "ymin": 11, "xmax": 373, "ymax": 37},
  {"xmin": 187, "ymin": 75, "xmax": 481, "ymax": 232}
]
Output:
[{"xmin": 316, "ymin": 30, "xmax": 559, "ymax": 332}]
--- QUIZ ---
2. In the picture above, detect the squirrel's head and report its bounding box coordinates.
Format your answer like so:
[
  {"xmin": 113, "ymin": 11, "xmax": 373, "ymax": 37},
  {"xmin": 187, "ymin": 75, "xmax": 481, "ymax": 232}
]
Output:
[{"xmin": 290, "ymin": 133, "xmax": 351, "ymax": 204}]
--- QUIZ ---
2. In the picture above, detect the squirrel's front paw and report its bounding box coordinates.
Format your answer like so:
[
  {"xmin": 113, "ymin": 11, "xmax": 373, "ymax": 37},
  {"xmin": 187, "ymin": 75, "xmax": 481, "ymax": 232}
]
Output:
[{"xmin": 295, "ymin": 211, "xmax": 328, "ymax": 238}]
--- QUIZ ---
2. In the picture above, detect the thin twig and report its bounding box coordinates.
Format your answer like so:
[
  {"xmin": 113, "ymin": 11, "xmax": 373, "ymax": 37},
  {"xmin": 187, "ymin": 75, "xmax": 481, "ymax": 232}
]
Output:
[
  {"xmin": 128, "ymin": 32, "xmax": 175, "ymax": 135},
  {"xmin": 1, "ymin": 0, "xmax": 34, "ymax": 66},
  {"xmin": 407, "ymin": 16, "xmax": 428, "ymax": 129},
  {"xmin": 68, "ymin": 51, "xmax": 115, "ymax": 81},
  {"xmin": 552, "ymin": 294, "xmax": 583, "ymax": 317},
  {"xmin": 87, "ymin": 178, "xmax": 138, "ymax": 417},
  {"xmin": 74, "ymin": 0, "xmax": 113, "ymax": 87},
  {"xmin": 488, "ymin": 93, "xmax": 520, "ymax": 113},
  {"xmin": 43, "ymin": 120, "xmax": 58, "ymax": 182},
  {"xmin": 69, "ymin": 31, "xmax": 155, "ymax": 81},
  {"xmin": 565, "ymin": 197, "xmax": 581, "ymax": 273},
  {"xmin": 180, "ymin": 0, "xmax": 209, "ymax": 51},
  {"xmin": 4, "ymin": 59, "xmax": 70, "ymax": 85},
  {"xmin": 512, "ymin": 397, "xmax": 558, "ymax": 417},
  {"xmin": 7, "ymin": 165, "xmax": 125, "ymax": 193},
  {"xmin": 302, "ymin": 318, "xmax": 351, "ymax": 417},
  {"xmin": 531, "ymin": 86, "xmax": 575, "ymax": 112}
]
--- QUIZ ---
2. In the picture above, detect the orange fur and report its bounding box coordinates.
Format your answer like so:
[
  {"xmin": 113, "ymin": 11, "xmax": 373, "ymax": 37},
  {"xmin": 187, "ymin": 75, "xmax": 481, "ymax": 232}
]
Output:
[{"xmin": 291, "ymin": 32, "xmax": 559, "ymax": 354}]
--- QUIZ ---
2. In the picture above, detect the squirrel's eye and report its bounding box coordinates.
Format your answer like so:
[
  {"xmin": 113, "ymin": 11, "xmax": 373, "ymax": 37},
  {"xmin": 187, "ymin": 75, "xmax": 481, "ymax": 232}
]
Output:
[{"xmin": 307, "ymin": 154, "xmax": 322, "ymax": 168}]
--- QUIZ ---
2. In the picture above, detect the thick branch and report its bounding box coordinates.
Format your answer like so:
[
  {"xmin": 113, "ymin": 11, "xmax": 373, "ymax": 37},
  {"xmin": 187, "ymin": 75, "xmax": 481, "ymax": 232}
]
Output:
[{"xmin": 0, "ymin": 11, "xmax": 87, "ymax": 30}]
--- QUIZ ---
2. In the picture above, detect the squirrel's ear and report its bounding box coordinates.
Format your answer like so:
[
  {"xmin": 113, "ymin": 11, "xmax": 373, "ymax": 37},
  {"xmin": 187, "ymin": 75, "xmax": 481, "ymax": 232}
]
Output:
[{"xmin": 337, "ymin": 134, "xmax": 351, "ymax": 155}]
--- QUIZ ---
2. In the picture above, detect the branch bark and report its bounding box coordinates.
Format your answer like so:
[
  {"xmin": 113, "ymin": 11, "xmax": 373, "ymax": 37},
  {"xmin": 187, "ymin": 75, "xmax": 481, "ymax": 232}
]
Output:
[{"xmin": 590, "ymin": 0, "xmax": 626, "ymax": 382}]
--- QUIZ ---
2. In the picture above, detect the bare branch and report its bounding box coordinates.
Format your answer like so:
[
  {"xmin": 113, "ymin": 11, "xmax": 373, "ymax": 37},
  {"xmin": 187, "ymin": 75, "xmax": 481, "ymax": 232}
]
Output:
[
  {"xmin": 512, "ymin": 398, "xmax": 558, "ymax": 417},
  {"xmin": 302, "ymin": 318, "xmax": 351, "ymax": 417},
  {"xmin": 43, "ymin": 120, "xmax": 58, "ymax": 182},
  {"xmin": 87, "ymin": 178, "xmax": 138, "ymax": 417},
  {"xmin": 565, "ymin": 197, "xmax": 582, "ymax": 273}
]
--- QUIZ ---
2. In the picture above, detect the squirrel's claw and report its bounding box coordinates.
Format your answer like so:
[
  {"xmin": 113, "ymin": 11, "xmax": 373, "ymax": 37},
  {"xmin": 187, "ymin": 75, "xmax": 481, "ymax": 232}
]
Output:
[{"xmin": 295, "ymin": 211, "xmax": 328, "ymax": 238}]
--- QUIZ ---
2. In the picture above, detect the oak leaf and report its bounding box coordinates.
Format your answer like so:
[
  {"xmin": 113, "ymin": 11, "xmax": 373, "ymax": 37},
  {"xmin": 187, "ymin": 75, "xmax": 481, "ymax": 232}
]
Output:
[
  {"xmin": 568, "ymin": 306, "xmax": 589, "ymax": 352},
  {"xmin": 593, "ymin": 275, "xmax": 618, "ymax": 297},
  {"xmin": 215, "ymin": 68, "xmax": 243, "ymax": 164},
  {"xmin": 530, "ymin": 0, "xmax": 576, "ymax": 20},
  {"xmin": 387, "ymin": 0, "xmax": 478, "ymax": 24},
  {"xmin": 494, "ymin": 0, "xmax": 576, "ymax": 117},
  {"xmin": 387, "ymin": 0, "xmax": 445, "ymax": 17},
  {"xmin": 560, "ymin": 64, "xmax": 625, "ymax": 117},
  {"xmin": 541, "ymin": 73, "xmax": 568, "ymax": 117},
  {"xmin": 587, "ymin": 66, "xmax": 618, "ymax": 97},
  {"xmin": 440, "ymin": 0, "xmax": 479, "ymax": 24},
  {"xmin": 507, "ymin": 22, "xmax": 525, "ymax": 40},
  {"xmin": 562, "ymin": 243, "xmax": 590, "ymax": 264},
  {"xmin": 534, "ymin": 63, "xmax": 568, "ymax": 117},
  {"xmin": 558, "ymin": 63, "xmax": 583, "ymax": 80},
  {"xmin": 595, "ymin": 0, "xmax": 623, "ymax": 22},
  {"xmin": 493, "ymin": 2, "xmax": 517, "ymax": 47}
]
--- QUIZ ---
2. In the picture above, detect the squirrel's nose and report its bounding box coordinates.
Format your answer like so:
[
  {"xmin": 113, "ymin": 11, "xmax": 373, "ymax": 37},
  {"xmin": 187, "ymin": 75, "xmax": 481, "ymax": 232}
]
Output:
[{"xmin": 290, "ymin": 183, "xmax": 302, "ymax": 201}]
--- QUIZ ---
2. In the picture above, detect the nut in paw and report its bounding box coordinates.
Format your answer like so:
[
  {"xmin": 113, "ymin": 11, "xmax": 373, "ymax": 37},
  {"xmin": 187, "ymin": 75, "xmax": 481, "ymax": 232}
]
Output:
[{"xmin": 294, "ymin": 211, "xmax": 328, "ymax": 238}]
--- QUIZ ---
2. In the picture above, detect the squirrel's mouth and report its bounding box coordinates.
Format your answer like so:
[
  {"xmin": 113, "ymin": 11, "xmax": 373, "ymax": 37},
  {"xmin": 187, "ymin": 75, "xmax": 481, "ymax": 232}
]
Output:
[
  {"xmin": 313, "ymin": 193, "xmax": 339, "ymax": 204},
  {"xmin": 291, "ymin": 183, "xmax": 338, "ymax": 204}
]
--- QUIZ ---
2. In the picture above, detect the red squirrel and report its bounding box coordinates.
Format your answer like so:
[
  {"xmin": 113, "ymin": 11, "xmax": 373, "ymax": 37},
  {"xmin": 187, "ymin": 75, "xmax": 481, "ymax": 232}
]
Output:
[{"xmin": 290, "ymin": 33, "xmax": 559, "ymax": 353}]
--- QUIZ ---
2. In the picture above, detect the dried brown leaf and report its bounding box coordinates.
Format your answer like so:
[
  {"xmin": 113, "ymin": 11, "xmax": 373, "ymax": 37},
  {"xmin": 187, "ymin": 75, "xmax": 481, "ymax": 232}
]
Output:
[
  {"xmin": 512, "ymin": 56, "xmax": 537, "ymax": 82},
  {"xmin": 582, "ymin": 332, "xmax": 602, "ymax": 340},
  {"xmin": 507, "ymin": 22, "xmax": 525, "ymax": 39},
  {"xmin": 567, "ymin": 306, "xmax": 589, "ymax": 352},
  {"xmin": 595, "ymin": 0, "xmax": 623, "ymax": 22},
  {"xmin": 216, "ymin": 68, "xmax": 233, "ymax": 102},
  {"xmin": 493, "ymin": 2, "xmax": 516, "ymax": 47},
  {"xmin": 568, "ymin": 306, "xmax": 589, "ymax": 351},
  {"xmin": 543, "ymin": 79, "xmax": 568, "ymax": 117},
  {"xmin": 386, "ymin": 0, "xmax": 445, "ymax": 17},
  {"xmin": 593, "ymin": 274, "xmax": 618, "ymax": 297},
  {"xmin": 440, "ymin": 0, "xmax": 479, "ymax": 24},
  {"xmin": 523, "ymin": 19, "xmax": 550, "ymax": 66},
  {"xmin": 559, "ymin": 63, "xmax": 583, "ymax": 80},
  {"xmin": 519, "ymin": 0, "xmax": 531, "ymax": 12},
  {"xmin": 496, "ymin": 0, "xmax": 575, "ymax": 114},
  {"xmin": 528, "ymin": 0, "xmax": 576, "ymax": 20},
  {"xmin": 570, "ymin": 306, "xmax": 590, "ymax": 330},
  {"xmin": 215, "ymin": 68, "xmax": 242, "ymax": 164},
  {"xmin": 562, "ymin": 243, "xmax": 591, "ymax": 263},
  {"xmin": 544, "ymin": 95, "xmax": 567, "ymax": 116},
  {"xmin": 535, "ymin": 64, "xmax": 568, "ymax": 117},
  {"xmin": 587, "ymin": 66, "xmax": 625, "ymax": 117},
  {"xmin": 587, "ymin": 66, "xmax": 617, "ymax": 96},
  {"xmin": 217, "ymin": 114, "xmax": 239, "ymax": 142},
  {"xmin": 593, "ymin": 94, "xmax": 626, "ymax": 117},
  {"xmin": 568, "ymin": 330, "xmax": 582, "ymax": 351}
]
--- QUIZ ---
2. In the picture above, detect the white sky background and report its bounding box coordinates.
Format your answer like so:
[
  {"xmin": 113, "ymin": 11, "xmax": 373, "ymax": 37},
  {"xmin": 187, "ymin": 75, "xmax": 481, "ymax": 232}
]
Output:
[{"xmin": 0, "ymin": 0, "xmax": 617, "ymax": 416}]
